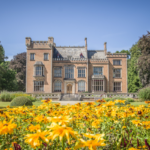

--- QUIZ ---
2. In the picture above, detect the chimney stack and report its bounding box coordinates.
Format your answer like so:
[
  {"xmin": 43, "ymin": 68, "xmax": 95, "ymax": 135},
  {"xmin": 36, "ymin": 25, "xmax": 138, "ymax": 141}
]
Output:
[
  {"xmin": 104, "ymin": 42, "xmax": 107, "ymax": 55},
  {"xmin": 85, "ymin": 38, "xmax": 87, "ymax": 51}
]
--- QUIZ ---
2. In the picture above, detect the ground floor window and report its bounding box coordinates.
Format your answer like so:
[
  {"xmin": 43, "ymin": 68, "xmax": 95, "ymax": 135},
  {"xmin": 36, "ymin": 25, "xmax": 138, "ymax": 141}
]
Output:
[
  {"xmin": 92, "ymin": 80, "xmax": 103, "ymax": 91},
  {"xmin": 114, "ymin": 82, "xmax": 121, "ymax": 91},
  {"xmin": 78, "ymin": 81, "xmax": 85, "ymax": 92},
  {"xmin": 54, "ymin": 81, "xmax": 61, "ymax": 92},
  {"xmin": 34, "ymin": 81, "xmax": 44, "ymax": 91}
]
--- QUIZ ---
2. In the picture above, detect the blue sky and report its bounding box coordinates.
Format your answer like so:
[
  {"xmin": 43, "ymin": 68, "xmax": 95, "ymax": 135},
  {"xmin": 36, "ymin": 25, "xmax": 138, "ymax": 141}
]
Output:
[{"xmin": 0, "ymin": 0, "xmax": 150, "ymax": 61}]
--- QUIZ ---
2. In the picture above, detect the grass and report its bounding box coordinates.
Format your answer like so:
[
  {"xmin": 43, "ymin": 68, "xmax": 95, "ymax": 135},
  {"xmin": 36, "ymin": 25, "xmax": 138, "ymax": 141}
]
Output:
[
  {"xmin": 0, "ymin": 101, "xmax": 149, "ymax": 109},
  {"xmin": 0, "ymin": 101, "xmax": 57, "ymax": 109}
]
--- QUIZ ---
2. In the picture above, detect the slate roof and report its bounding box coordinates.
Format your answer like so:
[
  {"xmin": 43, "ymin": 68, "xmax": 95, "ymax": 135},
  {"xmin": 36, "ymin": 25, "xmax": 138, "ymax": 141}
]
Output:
[
  {"xmin": 88, "ymin": 50, "xmax": 106, "ymax": 59},
  {"xmin": 53, "ymin": 47, "xmax": 87, "ymax": 58},
  {"xmin": 53, "ymin": 47, "xmax": 106, "ymax": 59}
]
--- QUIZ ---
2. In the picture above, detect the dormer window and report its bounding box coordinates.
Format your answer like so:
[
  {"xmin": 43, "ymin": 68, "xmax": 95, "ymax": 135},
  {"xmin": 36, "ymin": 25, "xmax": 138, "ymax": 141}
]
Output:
[
  {"xmin": 57, "ymin": 53, "xmax": 60, "ymax": 58},
  {"xmin": 80, "ymin": 53, "xmax": 84, "ymax": 58}
]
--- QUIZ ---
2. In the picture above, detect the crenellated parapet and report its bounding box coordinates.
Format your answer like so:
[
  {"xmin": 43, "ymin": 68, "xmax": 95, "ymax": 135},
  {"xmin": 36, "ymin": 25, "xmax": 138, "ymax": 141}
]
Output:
[
  {"xmin": 89, "ymin": 58, "xmax": 109, "ymax": 64},
  {"xmin": 25, "ymin": 37, "xmax": 55, "ymax": 49},
  {"xmin": 53, "ymin": 58, "xmax": 88, "ymax": 63},
  {"xmin": 107, "ymin": 53, "xmax": 127, "ymax": 58}
]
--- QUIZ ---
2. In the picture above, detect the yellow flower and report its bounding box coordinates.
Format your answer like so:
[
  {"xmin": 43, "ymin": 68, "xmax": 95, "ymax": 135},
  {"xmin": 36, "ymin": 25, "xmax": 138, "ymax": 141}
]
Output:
[
  {"xmin": 24, "ymin": 129, "xmax": 49, "ymax": 148},
  {"xmin": 114, "ymin": 100, "xmax": 126, "ymax": 104},
  {"xmin": 47, "ymin": 123, "xmax": 78, "ymax": 144},
  {"xmin": 122, "ymin": 126, "xmax": 126, "ymax": 129},
  {"xmin": 0, "ymin": 120, "xmax": 17, "ymax": 135},
  {"xmin": 28, "ymin": 124, "xmax": 41, "ymax": 132},
  {"xmin": 128, "ymin": 148, "xmax": 139, "ymax": 150},
  {"xmin": 47, "ymin": 116, "xmax": 72, "ymax": 126},
  {"xmin": 75, "ymin": 139, "xmax": 106, "ymax": 150},
  {"xmin": 41, "ymin": 98, "xmax": 52, "ymax": 104}
]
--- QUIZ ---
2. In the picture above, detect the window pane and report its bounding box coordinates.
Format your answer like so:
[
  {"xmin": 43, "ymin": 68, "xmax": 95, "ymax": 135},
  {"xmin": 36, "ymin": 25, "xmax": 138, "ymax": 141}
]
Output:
[{"xmin": 34, "ymin": 81, "xmax": 44, "ymax": 91}]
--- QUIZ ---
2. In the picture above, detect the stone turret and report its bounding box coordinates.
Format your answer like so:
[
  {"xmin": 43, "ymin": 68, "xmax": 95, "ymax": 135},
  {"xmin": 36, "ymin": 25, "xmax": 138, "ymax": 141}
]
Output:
[{"xmin": 26, "ymin": 37, "xmax": 31, "ymax": 47}]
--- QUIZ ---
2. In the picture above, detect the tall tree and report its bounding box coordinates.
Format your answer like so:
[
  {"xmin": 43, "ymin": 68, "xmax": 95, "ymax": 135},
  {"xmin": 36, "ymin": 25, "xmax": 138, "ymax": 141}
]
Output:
[
  {"xmin": 9, "ymin": 52, "xmax": 26, "ymax": 91},
  {"xmin": 115, "ymin": 49, "xmax": 131, "ymax": 59},
  {"xmin": 137, "ymin": 31, "xmax": 150, "ymax": 87},
  {"xmin": 0, "ymin": 62, "xmax": 18, "ymax": 91}
]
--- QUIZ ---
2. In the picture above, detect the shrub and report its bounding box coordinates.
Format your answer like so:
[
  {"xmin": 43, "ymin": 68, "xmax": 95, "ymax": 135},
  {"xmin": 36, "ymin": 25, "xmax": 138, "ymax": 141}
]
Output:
[
  {"xmin": 138, "ymin": 87, "xmax": 150, "ymax": 101},
  {"xmin": 10, "ymin": 96, "xmax": 33, "ymax": 107},
  {"xmin": 0, "ymin": 91, "xmax": 12, "ymax": 102},
  {"xmin": 126, "ymin": 98, "xmax": 135, "ymax": 102}
]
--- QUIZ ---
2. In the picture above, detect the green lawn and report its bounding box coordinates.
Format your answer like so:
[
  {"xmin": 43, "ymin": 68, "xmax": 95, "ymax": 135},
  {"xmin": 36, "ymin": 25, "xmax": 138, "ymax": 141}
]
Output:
[
  {"xmin": 0, "ymin": 101, "xmax": 56, "ymax": 109},
  {"xmin": 0, "ymin": 101, "xmax": 149, "ymax": 109}
]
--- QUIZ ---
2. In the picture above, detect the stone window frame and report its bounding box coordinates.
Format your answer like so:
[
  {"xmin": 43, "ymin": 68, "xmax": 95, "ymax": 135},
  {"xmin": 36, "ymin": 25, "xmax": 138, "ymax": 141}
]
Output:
[
  {"xmin": 93, "ymin": 67, "xmax": 103, "ymax": 75},
  {"xmin": 34, "ymin": 81, "xmax": 44, "ymax": 92},
  {"xmin": 113, "ymin": 68, "xmax": 122, "ymax": 78},
  {"xmin": 43, "ymin": 53, "xmax": 49, "ymax": 61},
  {"xmin": 34, "ymin": 65, "xmax": 44, "ymax": 76},
  {"xmin": 78, "ymin": 80, "xmax": 86, "ymax": 92},
  {"xmin": 54, "ymin": 67, "xmax": 62, "ymax": 77},
  {"xmin": 113, "ymin": 82, "xmax": 122, "ymax": 92},
  {"xmin": 78, "ymin": 67, "xmax": 86, "ymax": 78},
  {"xmin": 92, "ymin": 79, "xmax": 104, "ymax": 92},
  {"xmin": 30, "ymin": 53, "xmax": 35, "ymax": 61},
  {"xmin": 54, "ymin": 80, "xmax": 62, "ymax": 92},
  {"xmin": 113, "ymin": 60, "xmax": 122, "ymax": 65},
  {"xmin": 64, "ymin": 66, "xmax": 74, "ymax": 79}
]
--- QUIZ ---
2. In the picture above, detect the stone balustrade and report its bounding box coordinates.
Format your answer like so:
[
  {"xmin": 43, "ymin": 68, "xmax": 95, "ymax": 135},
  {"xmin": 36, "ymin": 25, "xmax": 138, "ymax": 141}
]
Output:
[{"xmin": 80, "ymin": 93, "xmax": 138, "ymax": 100}]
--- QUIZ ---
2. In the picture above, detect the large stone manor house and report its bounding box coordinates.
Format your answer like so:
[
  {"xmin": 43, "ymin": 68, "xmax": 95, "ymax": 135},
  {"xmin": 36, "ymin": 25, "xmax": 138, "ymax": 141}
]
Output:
[{"xmin": 26, "ymin": 37, "xmax": 127, "ymax": 94}]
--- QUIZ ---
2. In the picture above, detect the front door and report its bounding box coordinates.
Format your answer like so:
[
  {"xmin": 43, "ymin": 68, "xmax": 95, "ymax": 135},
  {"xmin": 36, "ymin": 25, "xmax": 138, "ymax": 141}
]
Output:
[{"xmin": 67, "ymin": 84, "xmax": 72, "ymax": 94}]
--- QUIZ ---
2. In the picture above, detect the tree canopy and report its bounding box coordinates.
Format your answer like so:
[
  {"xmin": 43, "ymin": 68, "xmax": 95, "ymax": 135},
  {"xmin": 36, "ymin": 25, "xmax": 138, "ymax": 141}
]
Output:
[
  {"xmin": 9, "ymin": 52, "xmax": 26, "ymax": 91},
  {"xmin": 137, "ymin": 31, "xmax": 150, "ymax": 87}
]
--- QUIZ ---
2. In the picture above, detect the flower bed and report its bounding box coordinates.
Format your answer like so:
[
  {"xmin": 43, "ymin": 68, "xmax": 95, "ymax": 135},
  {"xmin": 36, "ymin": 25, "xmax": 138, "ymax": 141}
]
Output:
[{"xmin": 0, "ymin": 99, "xmax": 150, "ymax": 150}]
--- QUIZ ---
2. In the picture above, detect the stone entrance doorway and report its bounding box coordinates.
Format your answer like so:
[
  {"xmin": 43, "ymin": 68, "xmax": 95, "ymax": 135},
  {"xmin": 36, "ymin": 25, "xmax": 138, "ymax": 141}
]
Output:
[{"xmin": 67, "ymin": 84, "xmax": 72, "ymax": 94}]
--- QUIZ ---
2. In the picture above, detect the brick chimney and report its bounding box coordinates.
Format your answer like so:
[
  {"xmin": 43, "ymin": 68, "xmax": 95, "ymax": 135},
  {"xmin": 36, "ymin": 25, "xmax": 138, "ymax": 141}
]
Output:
[
  {"xmin": 85, "ymin": 38, "xmax": 87, "ymax": 51},
  {"xmin": 104, "ymin": 42, "xmax": 107, "ymax": 55}
]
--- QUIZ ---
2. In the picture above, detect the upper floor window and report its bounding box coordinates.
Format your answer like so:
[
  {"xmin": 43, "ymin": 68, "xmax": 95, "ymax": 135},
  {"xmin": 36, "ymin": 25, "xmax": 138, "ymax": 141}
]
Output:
[
  {"xmin": 93, "ymin": 67, "xmax": 103, "ymax": 75},
  {"xmin": 34, "ymin": 81, "xmax": 44, "ymax": 91},
  {"xmin": 113, "ymin": 69, "xmax": 121, "ymax": 78},
  {"xmin": 54, "ymin": 68, "xmax": 62, "ymax": 77},
  {"xmin": 30, "ymin": 53, "xmax": 35, "ymax": 61},
  {"xmin": 78, "ymin": 67, "xmax": 85, "ymax": 77},
  {"xmin": 113, "ymin": 60, "xmax": 121, "ymax": 65},
  {"xmin": 35, "ymin": 66, "xmax": 44, "ymax": 76},
  {"xmin": 44, "ymin": 53, "xmax": 48, "ymax": 60},
  {"xmin": 57, "ymin": 53, "xmax": 60, "ymax": 58},
  {"xmin": 65, "ymin": 66, "xmax": 74, "ymax": 78}
]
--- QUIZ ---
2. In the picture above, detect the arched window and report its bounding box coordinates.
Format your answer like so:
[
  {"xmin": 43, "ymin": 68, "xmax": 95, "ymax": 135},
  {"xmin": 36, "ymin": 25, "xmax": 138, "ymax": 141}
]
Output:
[
  {"xmin": 78, "ymin": 81, "xmax": 85, "ymax": 92},
  {"xmin": 80, "ymin": 53, "xmax": 84, "ymax": 58},
  {"xmin": 54, "ymin": 81, "xmax": 62, "ymax": 92}
]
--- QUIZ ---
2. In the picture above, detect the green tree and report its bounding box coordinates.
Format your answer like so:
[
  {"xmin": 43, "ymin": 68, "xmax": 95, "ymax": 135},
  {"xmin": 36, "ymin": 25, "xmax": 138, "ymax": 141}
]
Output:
[
  {"xmin": 128, "ymin": 43, "xmax": 142, "ymax": 92},
  {"xmin": 137, "ymin": 31, "xmax": 150, "ymax": 87},
  {"xmin": 115, "ymin": 44, "xmax": 142, "ymax": 92},
  {"xmin": 9, "ymin": 52, "xmax": 26, "ymax": 91},
  {"xmin": 0, "ymin": 62, "xmax": 18, "ymax": 91}
]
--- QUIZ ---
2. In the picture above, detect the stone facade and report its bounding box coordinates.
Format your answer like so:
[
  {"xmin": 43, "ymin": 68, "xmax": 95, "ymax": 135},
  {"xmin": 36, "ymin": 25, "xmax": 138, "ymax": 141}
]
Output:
[{"xmin": 26, "ymin": 37, "xmax": 127, "ymax": 94}]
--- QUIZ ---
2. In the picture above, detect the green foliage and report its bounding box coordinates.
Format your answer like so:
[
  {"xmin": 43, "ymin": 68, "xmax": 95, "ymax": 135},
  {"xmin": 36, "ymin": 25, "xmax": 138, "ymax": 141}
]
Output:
[
  {"xmin": 0, "ymin": 62, "xmax": 18, "ymax": 91},
  {"xmin": 137, "ymin": 31, "xmax": 150, "ymax": 86},
  {"xmin": 0, "ymin": 91, "xmax": 12, "ymax": 102},
  {"xmin": 115, "ymin": 49, "xmax": 131, "ymax": 59},
  {"xmin": 138, "ymin": 87, "xmax": 150, "ymax": 101},
  {"xmin": 10, "ymin": 96, "xmax": 33, "ymax": 106},
  {"xmin": 126, "ymin": 98, "xmax": 135, "ymax": 102},
  {"xmin": 128, "ymin": 43, "xmax": 142, "ymax": 92}
]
